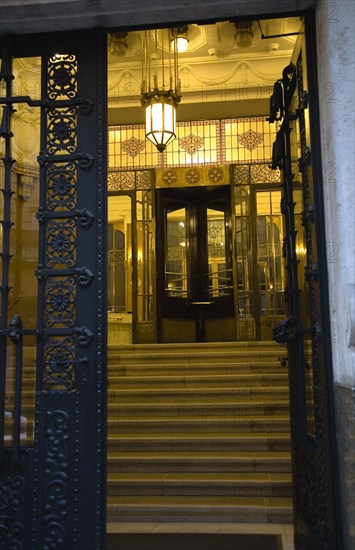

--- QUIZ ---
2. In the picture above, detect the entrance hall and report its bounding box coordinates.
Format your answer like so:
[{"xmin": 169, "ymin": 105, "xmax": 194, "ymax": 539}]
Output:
[
  {"xmin": 107, "ymin": 18, "xmax": 306, "ymax": 345},
  {"xmin": 106, "ymin": 17, "xmax": 303, "ymax": 548},
  {"xmin": 0, "ymin": 6, "xmax": 346, "ymax": 549}
]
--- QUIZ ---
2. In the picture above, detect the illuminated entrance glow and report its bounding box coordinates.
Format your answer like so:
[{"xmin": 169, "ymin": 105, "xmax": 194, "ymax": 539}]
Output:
[{"xmin": 106, "ymin": 19, "xmax": 307, "ymax": 344}]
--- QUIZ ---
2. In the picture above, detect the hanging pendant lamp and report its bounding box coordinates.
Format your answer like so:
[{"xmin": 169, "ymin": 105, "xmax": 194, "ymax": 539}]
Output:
[{"xmin": 141, "ymin": 28, "xmax": 182, "ymax": 153}]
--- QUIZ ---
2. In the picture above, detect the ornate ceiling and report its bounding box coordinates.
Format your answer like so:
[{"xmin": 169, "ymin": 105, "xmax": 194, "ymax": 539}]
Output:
[{"xmin": 108, "ymin": 17, "xmax": 303, "ymax": 122}]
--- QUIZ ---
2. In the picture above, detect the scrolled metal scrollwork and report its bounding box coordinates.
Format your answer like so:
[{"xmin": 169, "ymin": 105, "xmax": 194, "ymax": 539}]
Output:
[
  {"xmin": 46, "ymin": 219, "xmax": 76, "ymax": 269},
  {"xmin": 45, "ymin": 277, "xmax": 75, "ymax": 328},
  {"xmin": 74, "ymin": 326, "xmax": 93, "ymax": 348},
  {"xmin": 76, "ymin": 208, "xmax": 94, "ymax": 228},
  {"xmin": 0, "ymin": 476, "xmax": 26, "ymax": 549},
  {"xmin": 43, "ymin": 410, "xmax": 69, "ymax": 549},
  {"xmin": 77, "ymin": 98, "xmax": 94, "ymax": 115},
  {"xmin": 77, "ymin": 151, "xmax": 94, "ymax": 171},
  {"xmin": 76, "ymin": 267, "xmax": 94, "ymax": 287},
  {"xmin": 43, "ymin": 337, "xmax": 75, "ymax": 390},
  {"xmin": 47, "ymin": 163, "xmax": 77, "ymax": 210},
  {"xmin": 273, "ymin": 315, "xmax": 304, "ymax": 344},
  {"xmin": 0, "ymin": 488, "xmax": 10, "ymax": 541},
  {"xmin": 47, "ymin": 107, "xmax": 77, "ymax": 155},
  {"xmin": 47, "ymin": 55, "xmax": 77, "ymax": 100}
]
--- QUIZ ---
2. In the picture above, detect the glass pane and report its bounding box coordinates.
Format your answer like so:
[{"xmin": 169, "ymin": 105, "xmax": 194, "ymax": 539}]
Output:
[
  {"xmin": 136, "ymin": 190, "xmax": 154, "ymax": 320},
  {"xmin": 165, "ymin": 208, "xmax": 188, "ymax": 298},
  {"xmin": 234, "ymin": 186, "xmax": 253, "ymax": 316},
  {"xmin": 256, "ymin": 191, "xmax": 285, "ymax": 316},
  {"xmin": 2, "ymin": 57, "xmax": 41, "ymax": 447},
  {"xmin": 107, "ymin": 194, "xmax": 132, "ymax": 344},
  {"xmin": 207, "ymin": 208, "xmax": 232, "ymax": 298}
]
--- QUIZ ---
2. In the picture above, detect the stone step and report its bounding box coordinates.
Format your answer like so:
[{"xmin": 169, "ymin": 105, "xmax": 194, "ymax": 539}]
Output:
[
  {"xmin": 108, "ymin": 401, "xmax": 290, "ymax": 419},
  {"xmin": 107, "ymin": 472, "xmax": 292, "ymax": 498},
  {"xmin": 108, "ymin": 362, "xmax": 286, "ymax": 376},
  {"xmin": 108, "ymin": 433, "xmax": 290, "ymax": 453},
  {"xmin": 108, "ymin": 386, "xmax": 289, "ymax": 403},
  {"xmin": 109, "ymin": 350, "xmax": 287, "ymax": 366},
  {"xmin": 4, "ymin": 362, "xmax": 287, "ymax": 386},
  {"xmin": 107, "ymin": 417, "xmax": 290, "ymax": 434},
  {"xmin": 106, "ymin": 496, "xmax": 293, "ymax": 524},
  {"xmin": 106, "ymin": 342, "xmax": 292, "ymax": 526},
  {"xmin": 107, "ymin": 451, "xmax": 291, "ymax": 473},
  {"xmin": 110, "ymin": 342, "xmax": 285, "ymax": 354},
  {"xmin": 108, "ymin": 373, "xmax": 288, "ymax": 389}
]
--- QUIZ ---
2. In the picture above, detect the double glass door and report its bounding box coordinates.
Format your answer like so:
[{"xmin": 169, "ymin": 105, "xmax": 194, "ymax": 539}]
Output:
[{"xmin": 157, "ymin": 186, "xmax": 233, "ymax": 341}]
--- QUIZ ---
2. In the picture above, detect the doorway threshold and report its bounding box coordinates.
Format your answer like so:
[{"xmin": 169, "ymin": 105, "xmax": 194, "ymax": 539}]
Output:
[{"xmin": 106, "ymin": 522, "xmax": 293, "ymax": 550}]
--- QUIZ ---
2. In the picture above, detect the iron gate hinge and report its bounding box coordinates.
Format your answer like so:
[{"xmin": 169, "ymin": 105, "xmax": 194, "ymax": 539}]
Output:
[
  {"xmin": 37, "ymin": 150, "xmax": 94, "ymax": 170},
  {"xmin": 4, "ymin": 315, "xmax": 94, "ymax": 347},
  {"xmin": 36, "ymin": 208, "xmax": 94, "ymax": 228},
  {"xmin": 0, "ymin": 95, "xmax": 94, "ymax": 114},
  {"xmin": 35, "ymin": 266, "xmax": 94, "ymax": 287}
]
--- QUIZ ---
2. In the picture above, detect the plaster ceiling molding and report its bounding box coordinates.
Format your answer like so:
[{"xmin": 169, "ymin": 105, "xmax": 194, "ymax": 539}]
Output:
[
  {"xmin": 108, "ymin": 31, "xmax": 142, "ymax": 61},
  {"xmin": 108, "ymin": 70, "xmax": 141, "ymax": 103},
  {"xmin": 13, "ymin": 58, "xmax": 42, "ymax": 102},
  {"xmin": 179, "ymin": 60, "xmax": 281, "ymax": 88},
  {"xmin": 217, "ymin": 18, "xmax": 301, "ymax": 53},
  {"xmin": 177, "ymin": 61, "xmax": 282, "ymax": 104},
  {"xmin": 12, "ymin": 109, "xmax": 40, "ymax": 165},
  {"xmin": 13, "ymin": 104, "xmax": 40, "ymax": 127}
]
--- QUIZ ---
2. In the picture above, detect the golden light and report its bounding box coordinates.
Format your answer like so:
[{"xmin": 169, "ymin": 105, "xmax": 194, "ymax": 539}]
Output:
[
  {"xmin": 171, "ymin": 26, "xmax": 189, "ymax": 53},
  {"xmin": 145, "ymin": 94, "xmax": 177, "ymax": 152},
  {"xmin": 141, "ymin": 28, "xmax": 181, "ymax": 153}
]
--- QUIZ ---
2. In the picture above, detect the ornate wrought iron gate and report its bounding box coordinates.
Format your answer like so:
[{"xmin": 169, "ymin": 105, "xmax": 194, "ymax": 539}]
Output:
[
  {"xmin": 0, "ymin": 33, "xmax": 107, "ymax": 548},
  {"xmin": 270, "ymin": 18, "xmax": 343, "ymax": 550}
]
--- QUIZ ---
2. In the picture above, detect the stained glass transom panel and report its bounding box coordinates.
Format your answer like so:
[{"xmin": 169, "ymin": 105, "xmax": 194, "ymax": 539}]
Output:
[{"xmin": 108, "ymin": 117, "xmax": 278, "ymax": 171}]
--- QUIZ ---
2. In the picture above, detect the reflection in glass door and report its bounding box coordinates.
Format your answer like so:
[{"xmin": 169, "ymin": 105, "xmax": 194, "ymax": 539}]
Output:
[
  {"xmin": 108, "ymin": 225, "xmax": 126, "ymax": 313},
  {"xmin": 256, "ymin": 191, "xmax": 285, "ymax": 319},
  {"xmin": 207, "ymin": 207, "xmax": 233, "ymax": 300},
  {"xmin": 234, "ymin": 186, "xmax": 289, "ymax": 340},
  {"xmin": 165, "ymin": 207, "xmax": 188, "ymax": 298},
  {"xmin": 107, "ymin": 195, "xmax": 132, "ymax": 345},
  {"xmin": 157, "ymin": 186, "xmax": 234, "ymax": 342},
  {"xmin": 108, "ymin": 189, "xmax": 155, "ymax": 345}
]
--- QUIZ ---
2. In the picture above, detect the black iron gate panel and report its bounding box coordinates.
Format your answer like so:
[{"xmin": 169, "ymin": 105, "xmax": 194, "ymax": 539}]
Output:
[
  {"xmin": 270, "ymin": 17, "xmax": 343, "ymax": 550},
  {"xmin": 0, "ymin": 33, "xmax": 107, "ymax": 549}
]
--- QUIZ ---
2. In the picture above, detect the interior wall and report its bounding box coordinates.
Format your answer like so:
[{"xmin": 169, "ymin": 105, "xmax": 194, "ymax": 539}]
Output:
[{"xmin": 108, "ymin": 99, "xmax": 270, "ymax": 125}]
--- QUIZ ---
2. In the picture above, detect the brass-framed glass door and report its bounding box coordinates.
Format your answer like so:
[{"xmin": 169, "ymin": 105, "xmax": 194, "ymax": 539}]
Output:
[
  {"xmin": 233, "ymin": 183, "xmax": 288, "ymax": 340},
  {"xmin": 157, "ymin": 185, "xmax": 233, "ymax": 342}
]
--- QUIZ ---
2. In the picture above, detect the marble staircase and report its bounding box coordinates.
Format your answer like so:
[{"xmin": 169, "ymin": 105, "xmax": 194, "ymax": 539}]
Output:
[{"xmin": 107, "ymin": 341, "xmax": 293, "ymax": 525}]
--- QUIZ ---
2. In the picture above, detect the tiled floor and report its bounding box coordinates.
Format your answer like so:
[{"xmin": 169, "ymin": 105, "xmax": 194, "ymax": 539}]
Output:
[{"xmin": 107, "ymin": 522, "xmax": 294, "ymax": 550}]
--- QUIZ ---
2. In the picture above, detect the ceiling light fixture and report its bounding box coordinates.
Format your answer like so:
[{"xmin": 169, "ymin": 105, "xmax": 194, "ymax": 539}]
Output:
[
  {"xmin": 141, "ymin": 29, "xmax": 182, "ymax": 153},
  {"xmin": 109, "ymin": 32, "xmax": 128, "ymax": 57},
  {"xmin": 234, "ymin": 21, "xmax": 254, "ymax": 48},
  {"xmin": 171, "ymin": 25, "xmax": 189, "ymax": 53}
]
